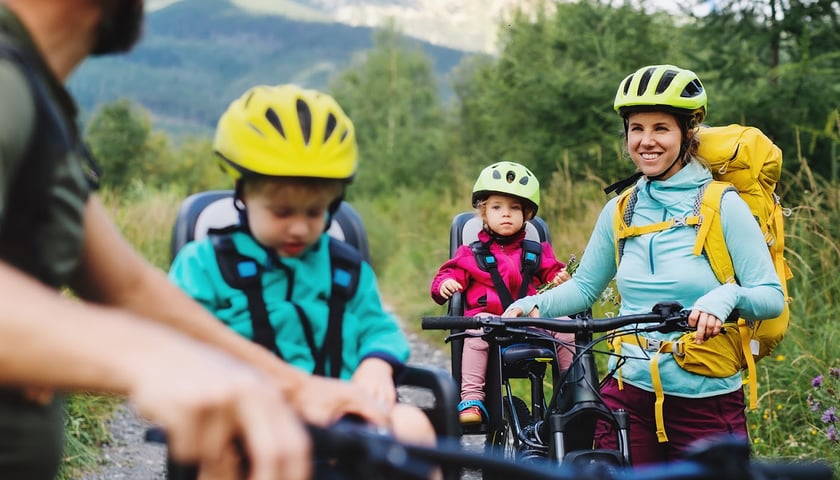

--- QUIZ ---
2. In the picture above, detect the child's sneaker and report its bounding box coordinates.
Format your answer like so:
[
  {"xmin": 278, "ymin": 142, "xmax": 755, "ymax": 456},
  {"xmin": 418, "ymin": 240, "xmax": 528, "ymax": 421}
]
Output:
[{"xmin": 458, "ymin": 400, "xmax": 488, "ymax": 425}]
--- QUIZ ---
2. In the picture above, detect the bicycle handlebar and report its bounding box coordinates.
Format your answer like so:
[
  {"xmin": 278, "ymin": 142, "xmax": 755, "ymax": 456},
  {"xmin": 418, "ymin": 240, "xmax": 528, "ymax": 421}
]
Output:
[
  {"xmin": 148, "ymin": 416, "xmax": 834, "ymax": 480},
  {"xmin": 422, "ymin": 301, "xmax": 695, "ymax": 335},
  {"xmin": 307, "ymin": 420, "xmax": 834, "ymax": 480}
]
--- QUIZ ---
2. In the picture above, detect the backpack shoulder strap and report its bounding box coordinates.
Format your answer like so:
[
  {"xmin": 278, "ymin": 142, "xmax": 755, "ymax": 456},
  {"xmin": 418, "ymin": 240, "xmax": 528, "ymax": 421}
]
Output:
[
  {"xmin": 614, "ymin": 184, "xmax": 706, "ymax": 267},
  {"xmin": 694, "ymin": 180, "xmax": 738, "ymax": 285},
  {"xmin": 517, "ymin": 239, "xmax": 542, "ymax": 299},
  {"xmin": 325, "ymin": 237, "xmax": 362, "ymax": 378},
  {"xmin": 613, "ymin": 186, "xmax": 638, "ymax": 268},
  {"xmin": 209, "ymin": 226, "xmax": 279, "ymax": 356},
  {"xmin": 470, "ymin": 240, "xmax": 516, "ymax": 309}
]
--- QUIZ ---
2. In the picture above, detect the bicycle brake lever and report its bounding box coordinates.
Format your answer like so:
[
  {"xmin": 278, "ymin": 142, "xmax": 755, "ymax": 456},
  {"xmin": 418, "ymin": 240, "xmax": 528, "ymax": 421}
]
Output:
[{"xmin": 444, "ymin": 331, "xmax": 480, "ymax": 344}]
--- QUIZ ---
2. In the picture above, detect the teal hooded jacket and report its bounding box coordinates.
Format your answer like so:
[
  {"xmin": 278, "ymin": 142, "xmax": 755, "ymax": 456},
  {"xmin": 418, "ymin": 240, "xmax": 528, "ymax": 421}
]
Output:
[
  {"xmin": 169, "ymin": 231, "xmax": 409, "ymax": 380},
  {"xmin": 509, "ymin": 161, "xmax": 785, "ymax": 398}
]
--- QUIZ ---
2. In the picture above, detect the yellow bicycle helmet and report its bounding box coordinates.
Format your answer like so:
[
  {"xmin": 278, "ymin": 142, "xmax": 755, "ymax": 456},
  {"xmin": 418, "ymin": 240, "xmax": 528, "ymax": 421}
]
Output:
[
  {"xmin": 214, "ymin": 84, "xmax": 357, "ymax": 181},
  {"xmin": 613, "ymin": 65, "xmax": 707, "ymax": 123},
  {"xmin": 472, "ymin": 162, "xmax": 540, "ymax": 219}
]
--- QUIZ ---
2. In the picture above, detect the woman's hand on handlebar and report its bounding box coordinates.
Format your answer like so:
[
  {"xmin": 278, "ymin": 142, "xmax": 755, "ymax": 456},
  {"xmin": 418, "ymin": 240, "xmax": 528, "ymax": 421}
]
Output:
[
  {"xmin": 688, "ymin": 309, "xmax": 723, "ymax": 344},
  {"xmin": 502, "ymin": 305, "xmax": 540, "ymax": 318}
]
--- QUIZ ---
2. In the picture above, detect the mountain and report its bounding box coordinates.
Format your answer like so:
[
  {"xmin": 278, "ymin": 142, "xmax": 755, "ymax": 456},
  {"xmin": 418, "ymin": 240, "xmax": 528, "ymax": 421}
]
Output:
[
  {"xmin": 69, "ymin": 0, "xmax": 469, "ymax": 136},
  {"xmin": 150, "ymin": 0, "xmax": 529, "ymax": 53}
]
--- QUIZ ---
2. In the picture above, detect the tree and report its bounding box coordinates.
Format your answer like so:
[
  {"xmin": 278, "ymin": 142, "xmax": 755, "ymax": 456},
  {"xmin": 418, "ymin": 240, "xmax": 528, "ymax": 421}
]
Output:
[
  {"xmin": 451, "ymin": 0, "xmax": 685, "ymax": 185},
  {"xmin": 329, "ymin": 23, "xmax": 447, "ymax": 197},
  {"xmin": 682, "ymin": 0, "xmax": 840, "ymax": 179},
  {"xmin": 85, "ymin": 99, "xmax": 154, "ymax": 191}
]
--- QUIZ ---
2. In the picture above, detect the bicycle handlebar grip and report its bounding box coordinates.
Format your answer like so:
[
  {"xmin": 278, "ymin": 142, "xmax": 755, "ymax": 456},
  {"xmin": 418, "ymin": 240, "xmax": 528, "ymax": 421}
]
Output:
[{"xmin": 421, "ymin": 316, "xmax": 480, "ymax": 330}]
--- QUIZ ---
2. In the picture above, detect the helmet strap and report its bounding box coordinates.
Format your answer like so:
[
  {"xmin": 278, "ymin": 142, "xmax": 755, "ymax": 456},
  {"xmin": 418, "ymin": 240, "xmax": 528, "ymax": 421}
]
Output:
[
  {"xmin": 324, "ymin": 183, "xmax": 348, "ymax": 232},
  {"xmin": 232, "ymin": 180, "xmax": 252, "ymax": 232},
  {"xmin": 485, "ymin": 225, "xmax": 526, "ymax": 245}
]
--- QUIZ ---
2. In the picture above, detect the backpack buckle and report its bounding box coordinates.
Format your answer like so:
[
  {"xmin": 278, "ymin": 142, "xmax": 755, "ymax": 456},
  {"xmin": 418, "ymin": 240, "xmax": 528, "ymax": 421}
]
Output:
[
  {"xmin": 672, "ymin": 216, "xmax": 686, "ymax": 227},
  {"xmin": 644, "ymin": 337, "xmax": 662, "ymax": 351}
]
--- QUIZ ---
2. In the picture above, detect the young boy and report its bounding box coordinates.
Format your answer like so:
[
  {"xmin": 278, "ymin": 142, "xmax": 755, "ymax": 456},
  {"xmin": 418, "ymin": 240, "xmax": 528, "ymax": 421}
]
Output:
[{"xmin": 168, "ymin": 84, "xmax": 435, "ymax": 450}]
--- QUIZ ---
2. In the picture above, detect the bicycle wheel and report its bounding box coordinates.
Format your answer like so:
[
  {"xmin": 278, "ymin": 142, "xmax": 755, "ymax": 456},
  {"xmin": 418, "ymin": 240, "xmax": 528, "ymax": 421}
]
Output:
[{"xmin": 483, "ymin": 396, "xmax": 530, "ymax": 480}]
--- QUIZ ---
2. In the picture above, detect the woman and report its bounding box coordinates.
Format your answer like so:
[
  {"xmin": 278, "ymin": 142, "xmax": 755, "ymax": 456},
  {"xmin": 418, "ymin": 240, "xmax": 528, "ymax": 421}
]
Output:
[{"xmin": 504, "ymin": 65, "xmax": 784, "ymax": 464}]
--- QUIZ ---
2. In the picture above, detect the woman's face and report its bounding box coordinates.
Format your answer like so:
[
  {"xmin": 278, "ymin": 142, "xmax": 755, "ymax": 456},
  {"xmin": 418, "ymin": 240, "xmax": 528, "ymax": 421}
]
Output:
[
  {"xmin": 626, "ymin": 111, "xmax": 684, "ymax": 180},
  {"xmin": 482, "ymin": 194, "xmax": 525, "ymax": 237}
]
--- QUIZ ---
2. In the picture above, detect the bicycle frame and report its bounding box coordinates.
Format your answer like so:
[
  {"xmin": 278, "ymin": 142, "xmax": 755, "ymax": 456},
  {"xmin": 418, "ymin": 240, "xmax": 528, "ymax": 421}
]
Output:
[{"xmin": 423, "ymin": 301, "xmax": 695, "ymax": 472}]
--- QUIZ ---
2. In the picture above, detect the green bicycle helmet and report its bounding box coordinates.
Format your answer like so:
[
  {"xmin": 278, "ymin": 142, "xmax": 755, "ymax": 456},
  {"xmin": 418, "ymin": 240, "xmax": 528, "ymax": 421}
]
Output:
[
  {"xmin": 613, "ymin": 65, "xmax": 707, "ymax": 123},
  {"xmin": 472, "ymin": 162, "xmax": 540, "ymax": 219}
]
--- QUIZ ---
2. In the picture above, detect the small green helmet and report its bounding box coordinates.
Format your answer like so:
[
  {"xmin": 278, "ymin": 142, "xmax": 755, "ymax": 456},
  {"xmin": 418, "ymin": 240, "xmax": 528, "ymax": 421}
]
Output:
[
  {"xmin": 472, "ymin": 162, "xmax": 540, "ymax": 218},
  {"xmin": 613, "ymin": 65, "xmax": 707, "ymax": 123}
]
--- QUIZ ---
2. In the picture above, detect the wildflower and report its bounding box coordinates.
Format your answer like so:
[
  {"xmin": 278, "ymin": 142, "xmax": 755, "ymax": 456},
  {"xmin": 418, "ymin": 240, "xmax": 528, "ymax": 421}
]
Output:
[
  {"xmin": 775, "ymin": 354, "xmax": 786, "ymax": 362},
  {"xmin": 807, "ymin": 392, "xmax": 820, "ymax": 411},
  {"xmin": 565, "ymin": 253, "xmax": 578, "ymax": 274},
  {"xmin": 807, "ymin": 365, "xmax": 839, "ymax": 447},
  {"xmin": 821, "ymin": 407, "xmax": 837, "ymax": 424}
]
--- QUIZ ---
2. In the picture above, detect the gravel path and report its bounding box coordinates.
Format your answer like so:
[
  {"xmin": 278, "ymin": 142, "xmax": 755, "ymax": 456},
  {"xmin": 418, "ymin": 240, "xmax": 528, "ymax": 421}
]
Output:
[{"xmin": 79, "ymin": 325, "xmax": 484, "ymax": 479}]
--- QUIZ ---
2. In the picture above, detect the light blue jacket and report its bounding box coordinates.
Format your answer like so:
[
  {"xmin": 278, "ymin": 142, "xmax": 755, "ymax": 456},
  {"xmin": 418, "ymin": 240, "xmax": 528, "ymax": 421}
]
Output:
[
  {"xmin": 169, "ymin": 231, "xmax": 410, "ymax": 380},
  {"xmin": 510, "ymin": 161, "xmax": 785, "ymax": 397}
]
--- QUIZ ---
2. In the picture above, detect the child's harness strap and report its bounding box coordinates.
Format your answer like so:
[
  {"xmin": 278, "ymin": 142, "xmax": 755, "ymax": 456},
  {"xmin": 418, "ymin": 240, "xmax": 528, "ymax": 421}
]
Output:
[
  {"xmin": 210, "ymin": 227, "xmax": 279, "ymax": 357},
  {"xmin": 470, "ymin": 238, "xmax": 542, "ymax": 309},
  {"xmin": 324, "ymin": 238, "xmax": 363, "ymax": 379},
  {"xmin": 209, "ymin": 226, "xmax": 361, "ymax": 378}
]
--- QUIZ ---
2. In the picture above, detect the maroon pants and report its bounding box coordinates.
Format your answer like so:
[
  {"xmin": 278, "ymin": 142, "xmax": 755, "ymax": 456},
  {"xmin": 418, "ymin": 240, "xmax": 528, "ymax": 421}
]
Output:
[{"xmin": 593, "ymin": 376, "xmax": 748, "ymax": 465}]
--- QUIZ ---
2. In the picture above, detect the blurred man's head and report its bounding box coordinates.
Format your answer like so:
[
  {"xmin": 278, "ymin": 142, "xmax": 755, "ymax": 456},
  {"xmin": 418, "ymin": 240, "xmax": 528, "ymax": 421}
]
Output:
[{"xmin": 91, "ymin": 0, "xmax": 144, "ymax": 55}]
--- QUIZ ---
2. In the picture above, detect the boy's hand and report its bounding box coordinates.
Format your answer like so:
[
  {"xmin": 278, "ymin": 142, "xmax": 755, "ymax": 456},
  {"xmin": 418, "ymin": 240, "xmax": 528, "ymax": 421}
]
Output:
[
  {"xmin": 287, "ymin": 375, "xmax": 390, "ymax": 427},
  {"xmin": 439, "ymin": 279, "xmax": 463, "ymax": 299},
  {"xmin": 351, "ymin": 358, "xmax": 397, "ymax": 408}
]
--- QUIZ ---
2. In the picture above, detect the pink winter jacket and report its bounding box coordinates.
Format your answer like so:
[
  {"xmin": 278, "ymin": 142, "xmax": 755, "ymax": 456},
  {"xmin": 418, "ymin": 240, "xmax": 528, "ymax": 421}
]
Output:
[{"xmin": 430, "ymin": 229, "xmax": 566, "ymax": 316}]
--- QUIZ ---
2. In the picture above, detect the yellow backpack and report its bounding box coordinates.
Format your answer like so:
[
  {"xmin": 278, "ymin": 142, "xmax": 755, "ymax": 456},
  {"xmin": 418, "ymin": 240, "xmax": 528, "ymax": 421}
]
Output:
[{"xmin": 610, "ymin": 124, "xmax": 793, "ymax": 442}]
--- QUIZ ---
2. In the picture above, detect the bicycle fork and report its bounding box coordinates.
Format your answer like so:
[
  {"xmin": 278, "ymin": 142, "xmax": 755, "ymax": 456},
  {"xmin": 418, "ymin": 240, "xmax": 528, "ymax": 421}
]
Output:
[{"xmin": 544, "ymin": 349, "xmax": 632, "ymax": 467}]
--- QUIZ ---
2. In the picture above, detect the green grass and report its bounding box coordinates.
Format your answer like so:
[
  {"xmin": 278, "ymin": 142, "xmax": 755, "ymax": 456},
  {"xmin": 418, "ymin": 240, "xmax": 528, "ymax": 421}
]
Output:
[{"xmin": 60, "ymin": 394, "xmax": 122, "ymax": 479}]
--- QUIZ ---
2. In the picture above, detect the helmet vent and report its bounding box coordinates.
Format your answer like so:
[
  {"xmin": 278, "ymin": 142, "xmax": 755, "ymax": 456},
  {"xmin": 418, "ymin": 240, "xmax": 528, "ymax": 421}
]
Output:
[
  {"xmin": 506, "ymin": 170, "xmax": 516, "ymax": 183},
  {"xmin": 656, "ymin": 70, "xmax": 677, "ymax": 94},
  {"xmin": 492, "ymin": 170, "xmax": 502, "ymax": 180},
  {"xmin": 264, "ymin": 108, "xmax": 285, "ymax": 138},
  {"xmin": 622, "ymin": 77, "xmax": 632, "ymax": 95},
  {"xmin": 324, "ymin": 113, "xmax": 337, "ymax": 141},
  {"xmin": 519, "ymin": 176, "xmax": 529, "ymax": 186},
  {"xmin": 637, "ymin": 67, "xmax": 655, "ymax": 96},
  {"xmin": 296, "ymin": 99, "xmax": 312, "ymax": 145},
  {"xmin": 681, "ymin": 79, "xmax": 704, "ymax": 98}
]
